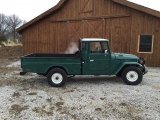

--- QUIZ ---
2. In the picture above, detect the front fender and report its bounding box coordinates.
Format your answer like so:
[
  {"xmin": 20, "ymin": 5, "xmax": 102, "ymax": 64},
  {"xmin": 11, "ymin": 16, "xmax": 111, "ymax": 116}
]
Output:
[{"xmin": 114, "ymin": 62, "xmax": 143, "ymax": 75}]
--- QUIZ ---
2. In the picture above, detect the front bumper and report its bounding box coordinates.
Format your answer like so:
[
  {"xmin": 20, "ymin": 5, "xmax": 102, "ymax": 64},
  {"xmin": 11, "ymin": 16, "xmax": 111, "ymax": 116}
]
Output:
[{"xmin": 142, "ymin": 65, "xmax": 148, "ymax": 74}]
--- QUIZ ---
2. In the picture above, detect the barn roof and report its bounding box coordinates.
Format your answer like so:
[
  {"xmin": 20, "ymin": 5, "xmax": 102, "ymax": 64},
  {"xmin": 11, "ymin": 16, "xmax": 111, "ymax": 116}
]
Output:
[
  {"xmin": 17, "ymin": 0, "xmax": 160, "ymax": 33},
  {"xmin": 113, "ymin": 0, "xmax": 160, "ymax": 17}
]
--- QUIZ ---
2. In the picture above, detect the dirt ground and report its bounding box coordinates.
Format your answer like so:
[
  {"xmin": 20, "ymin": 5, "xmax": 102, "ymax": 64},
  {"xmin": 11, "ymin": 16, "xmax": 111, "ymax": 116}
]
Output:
[
  {"xmin": 0, "ymin": 46, "xmax": 160, "ymax": 120},
  {"xmin": 0, "ymin": 46, "xmax": 22, "ymax": 59}
]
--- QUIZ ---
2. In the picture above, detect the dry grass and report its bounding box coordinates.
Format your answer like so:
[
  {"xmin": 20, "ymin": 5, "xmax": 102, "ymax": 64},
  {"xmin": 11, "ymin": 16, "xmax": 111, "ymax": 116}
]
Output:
[{"xmin": 0, "ymin": 46, "xmax": 22, "ymax": 59}]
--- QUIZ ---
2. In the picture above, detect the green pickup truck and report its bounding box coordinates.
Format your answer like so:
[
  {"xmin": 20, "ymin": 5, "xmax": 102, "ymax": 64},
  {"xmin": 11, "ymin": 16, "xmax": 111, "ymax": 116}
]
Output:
[{"xmin": 21, "ymin": 38, "xmax": 148, "ymax": 87}]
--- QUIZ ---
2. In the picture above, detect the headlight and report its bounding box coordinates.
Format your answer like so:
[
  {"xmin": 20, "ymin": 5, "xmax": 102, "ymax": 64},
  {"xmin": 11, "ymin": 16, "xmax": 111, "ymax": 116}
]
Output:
[{"xmin": 139, "ymin": 58, "xmax": 145, "ymax": 65}]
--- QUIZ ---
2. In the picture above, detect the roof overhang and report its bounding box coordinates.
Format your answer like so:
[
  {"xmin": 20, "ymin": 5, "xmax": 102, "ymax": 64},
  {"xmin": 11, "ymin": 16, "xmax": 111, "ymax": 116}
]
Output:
[
  {"xmin": 113, "ymin": 0, "xmax": 160, "ymax": 18},
  {"xmin": 17, "ymin": 0, "xmax": 67, "ymax": 33}
]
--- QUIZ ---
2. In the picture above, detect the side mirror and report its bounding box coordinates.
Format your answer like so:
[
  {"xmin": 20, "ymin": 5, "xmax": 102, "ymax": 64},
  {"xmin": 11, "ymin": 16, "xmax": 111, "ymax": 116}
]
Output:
[{"xmin": 105, "ymin": 50, "xmax": 108, "ymax": 54}]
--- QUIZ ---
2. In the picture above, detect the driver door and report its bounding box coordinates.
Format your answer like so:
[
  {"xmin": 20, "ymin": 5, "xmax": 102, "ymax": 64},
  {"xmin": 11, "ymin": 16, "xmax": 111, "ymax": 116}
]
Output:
[{"xmin": 88, "ymin": 42, "xmax": 111, "ymax": 75}]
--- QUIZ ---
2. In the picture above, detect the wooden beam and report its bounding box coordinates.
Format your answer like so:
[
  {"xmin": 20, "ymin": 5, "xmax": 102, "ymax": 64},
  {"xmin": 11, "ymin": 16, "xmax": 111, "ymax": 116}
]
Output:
[{"xmin": 50, "ymin": 14, "xmax": 130, "ymax": 23}]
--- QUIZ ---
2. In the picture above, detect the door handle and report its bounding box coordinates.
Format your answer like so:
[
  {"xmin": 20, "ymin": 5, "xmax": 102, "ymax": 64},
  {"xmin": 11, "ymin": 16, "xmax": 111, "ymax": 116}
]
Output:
[{"xmin": 90, "ymin": 60, "xmax": 94, "ymax": 62}]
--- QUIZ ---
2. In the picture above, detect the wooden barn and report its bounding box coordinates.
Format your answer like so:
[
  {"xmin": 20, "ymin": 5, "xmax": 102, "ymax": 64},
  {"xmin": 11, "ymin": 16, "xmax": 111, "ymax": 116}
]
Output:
[{"xmin": 17, "ymin": 0, "xmax": 160, "ymax": 67}]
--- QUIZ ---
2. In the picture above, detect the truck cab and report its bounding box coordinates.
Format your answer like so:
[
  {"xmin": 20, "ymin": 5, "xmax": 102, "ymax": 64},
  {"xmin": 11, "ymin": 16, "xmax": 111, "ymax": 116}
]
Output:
[{"xmin": 21, "ymin": 38, "xmax": 148, "ymax": 87}]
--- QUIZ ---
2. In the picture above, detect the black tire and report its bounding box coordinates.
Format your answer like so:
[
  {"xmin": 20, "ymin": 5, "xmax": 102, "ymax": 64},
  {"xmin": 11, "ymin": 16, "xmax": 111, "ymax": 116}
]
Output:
[
  {"xmin": 47, "ymin": 68, "xmax": 67, "ymax": 87},
  {"xmin": 116, "ymin": 73, "xmax": 121, "ymax": 77},
  {"xmin": 121, "ymin": 66, "xmax": 143, "ymax": 85}
]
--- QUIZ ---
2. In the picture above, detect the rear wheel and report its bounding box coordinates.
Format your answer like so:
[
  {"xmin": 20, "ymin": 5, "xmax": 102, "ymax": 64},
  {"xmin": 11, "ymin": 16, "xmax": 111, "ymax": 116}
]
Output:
[
  {"xmin": 47, "ymin": 68, "xmax": 67, "ymax": 87},
  {"xmin": 121, "ymin": 66, "xmax": 143, "ymax": 85}
]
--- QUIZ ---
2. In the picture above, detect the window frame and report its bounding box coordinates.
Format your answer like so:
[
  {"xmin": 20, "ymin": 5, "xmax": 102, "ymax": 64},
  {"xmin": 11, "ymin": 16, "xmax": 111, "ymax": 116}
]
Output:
[
  {"xmin": 137, "ymin": 35, "xmax": 154, "ymax": 54},
  {"xmin": 89, "ymin": 41, "xmax": 108, "ymax": 54}
]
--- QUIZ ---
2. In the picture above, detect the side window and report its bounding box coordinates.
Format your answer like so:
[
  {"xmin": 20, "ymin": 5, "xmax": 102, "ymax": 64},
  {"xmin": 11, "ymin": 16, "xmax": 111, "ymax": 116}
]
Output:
[
  {"xmin": 138, "ymin": 35, "xmax": 154, "ymax": 53},
  {"xmin": 90, "ymin": 42, "xmax": 103, "ymax": 53}
]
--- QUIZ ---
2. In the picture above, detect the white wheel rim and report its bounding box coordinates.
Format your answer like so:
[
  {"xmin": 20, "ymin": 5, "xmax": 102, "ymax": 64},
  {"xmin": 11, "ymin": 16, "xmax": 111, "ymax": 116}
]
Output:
[
  {"xmin": 126, "ymin": 71, "xmax": 138, "ymax": 82},
  {"xmin": 51, "ymin": 73, "xmax": 63, "ymax": 84}
]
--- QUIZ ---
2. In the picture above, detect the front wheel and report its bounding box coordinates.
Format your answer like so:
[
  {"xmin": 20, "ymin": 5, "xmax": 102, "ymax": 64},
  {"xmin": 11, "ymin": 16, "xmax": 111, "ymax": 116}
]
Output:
[
  {"xmin": 121, "ymin": 66, "xmax": 143, "ymax": 85},
  {"xmin": 47, "ymin": 68, "xmax": 67, "ymax": 87}
]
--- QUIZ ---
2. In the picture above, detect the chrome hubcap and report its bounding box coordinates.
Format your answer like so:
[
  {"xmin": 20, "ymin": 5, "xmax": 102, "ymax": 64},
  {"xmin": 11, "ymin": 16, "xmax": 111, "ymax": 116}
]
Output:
[
  {"xmin": 126, "ymin": 71, "xmax": 138, "ymax": 82},
  {"xmin": 51, "ymin": 73, "xmax": 63, "ymax": 84}
]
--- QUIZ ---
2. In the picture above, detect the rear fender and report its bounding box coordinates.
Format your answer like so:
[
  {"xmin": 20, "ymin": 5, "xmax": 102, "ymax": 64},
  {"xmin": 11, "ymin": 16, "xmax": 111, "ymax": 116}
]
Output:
[{"xmin": 45, "ymin": 66, "xmax": 69, "ymax": 75}]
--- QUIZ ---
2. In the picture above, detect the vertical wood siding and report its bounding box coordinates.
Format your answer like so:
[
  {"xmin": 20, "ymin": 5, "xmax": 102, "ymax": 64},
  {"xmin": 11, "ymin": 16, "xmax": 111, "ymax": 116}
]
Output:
[{"xmin": 130, "ymin": 10, "xmax": 160, "ymax": 67}]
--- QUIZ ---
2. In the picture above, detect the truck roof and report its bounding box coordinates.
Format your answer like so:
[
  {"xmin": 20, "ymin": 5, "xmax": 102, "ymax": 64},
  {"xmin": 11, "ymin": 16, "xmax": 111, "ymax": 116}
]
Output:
[{"xmin": 81, "ymin": 38, "xmax": 109, "ymax": 42}]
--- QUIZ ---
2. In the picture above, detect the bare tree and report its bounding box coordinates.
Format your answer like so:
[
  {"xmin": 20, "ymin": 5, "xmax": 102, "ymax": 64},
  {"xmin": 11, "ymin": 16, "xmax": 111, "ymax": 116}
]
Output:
[
  {"xmin": 0, "ymin": 14, "xmax": 9, "ymax": 41},
  {"xmin": 0, "ymin": 14, "xmax": 24, "ymax": 43},
  {"xmin": 7, "ymin": 14, "xmax": 23, "ymax": 41}
]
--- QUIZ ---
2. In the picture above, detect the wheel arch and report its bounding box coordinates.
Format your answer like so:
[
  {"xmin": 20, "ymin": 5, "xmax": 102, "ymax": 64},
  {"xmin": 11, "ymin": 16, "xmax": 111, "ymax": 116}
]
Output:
[
  {"xmin": 116, "ymin": 62, "xmax": 143, "ymax": 76},
  {"xmin": 46, "ymin": 66, "xmax": 68, "ymax": 75}
]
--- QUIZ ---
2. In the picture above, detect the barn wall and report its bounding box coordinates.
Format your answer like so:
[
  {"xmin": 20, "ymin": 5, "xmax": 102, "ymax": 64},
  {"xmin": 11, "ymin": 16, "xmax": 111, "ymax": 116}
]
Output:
[
  {"xmin": 21, "ymin": 0, "xmax": 160, "ymax": 67},
  {"xmin": 22, "ymin": 20, "xmax": 52, "ymax": 54},
  {"xmin": 130, "ymin": 10, "xmax": 160, "ymax": 67}
]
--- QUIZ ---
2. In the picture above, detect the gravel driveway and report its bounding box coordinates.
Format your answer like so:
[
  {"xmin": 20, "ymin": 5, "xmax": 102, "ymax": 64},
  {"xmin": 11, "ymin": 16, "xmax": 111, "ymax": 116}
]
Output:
[{"xmin": 0, "ymin": 59, "xmax": 160, "ymax": 120}]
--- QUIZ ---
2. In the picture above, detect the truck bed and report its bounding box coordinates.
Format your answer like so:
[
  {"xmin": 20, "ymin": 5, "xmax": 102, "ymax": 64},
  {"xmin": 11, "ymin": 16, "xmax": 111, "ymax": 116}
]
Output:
[
  {"xmin": 24, "ymin": 53, "xmax": 80, "ymax": 58},
  {"xmin": 21, "ymin": 53, "xmax": 81, "ymax": 75}
]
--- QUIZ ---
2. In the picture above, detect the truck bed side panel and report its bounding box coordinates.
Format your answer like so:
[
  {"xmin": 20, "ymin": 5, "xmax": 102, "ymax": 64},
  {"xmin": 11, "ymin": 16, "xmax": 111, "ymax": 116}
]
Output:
[{"xmin": 21, "ymin": 57, "xmax": 81, "ymax": 75}]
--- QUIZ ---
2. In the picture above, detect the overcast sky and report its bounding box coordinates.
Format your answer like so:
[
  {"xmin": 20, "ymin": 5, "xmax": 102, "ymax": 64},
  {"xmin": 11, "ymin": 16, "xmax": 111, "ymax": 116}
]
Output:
[{"xmin": 0, "ymin": 0, "xmax": 160, "ymax": 22}]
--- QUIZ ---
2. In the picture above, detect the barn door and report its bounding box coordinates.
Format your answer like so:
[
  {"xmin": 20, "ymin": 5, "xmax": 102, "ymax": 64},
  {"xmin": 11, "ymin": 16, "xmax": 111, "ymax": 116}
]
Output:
[
  {"xmin": 67, "ymin": 21, "xmax": 83, "ymax": 42},
  {"xmin": 79, "ymin": 0, "xmax": 93, "ymax": 13},
  {"xmin": 79, "ymin": 0, "xmax": 93, "ymax": 17},
  {"xmin": 66, "ymin": 19, "xmax": 105, "ymax": 41},
  {"xmin": 83, "ymin": 19, "xmax": 105, "ymax": 38},
  {"xmin": 111, "ymin": 17, "xmax": 131, "ymax": 53}
]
